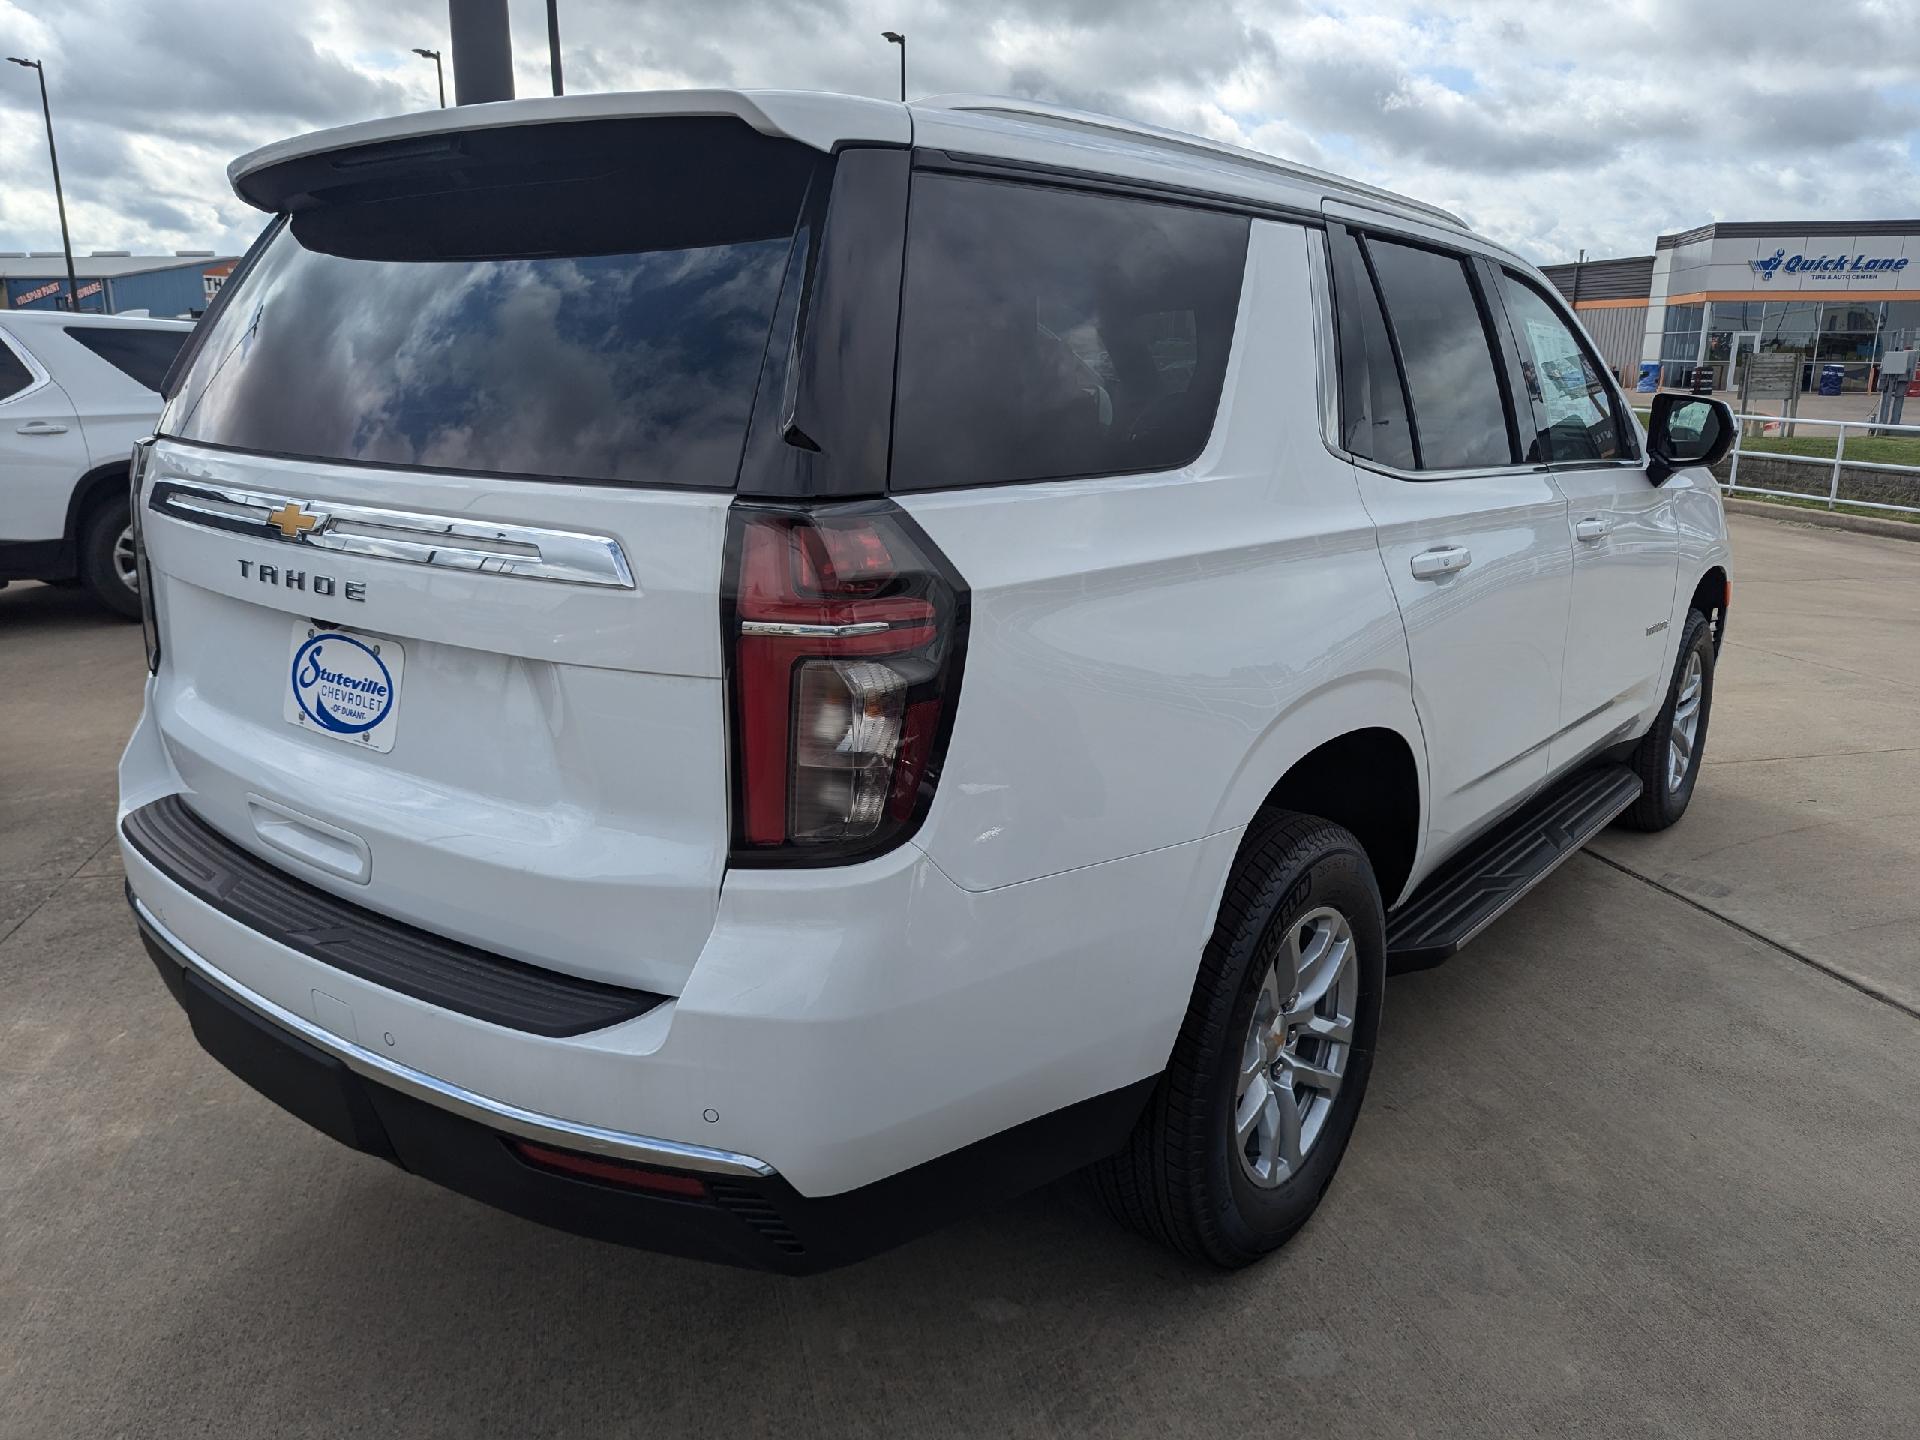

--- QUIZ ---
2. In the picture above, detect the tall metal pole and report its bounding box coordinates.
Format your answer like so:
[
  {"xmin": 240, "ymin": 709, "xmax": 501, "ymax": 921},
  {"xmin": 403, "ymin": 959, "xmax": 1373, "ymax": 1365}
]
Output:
[
  {"xmin": 448, "ymin": 0, "xmax": 514, "ymax": 105},
  {"xmin": 413, "ymin": 48, "xmax": 446, "ymax": 107},
  {"xmin": 546, "ymin": 0, "xmax": 564, "ymax": 95},
  {"xmin": 881, "ymin": 31, "xmax": 906, "ymax": 102},
  {"xmin": 7, "ymin": 58, "xmax": 79, "ymax": 312}
]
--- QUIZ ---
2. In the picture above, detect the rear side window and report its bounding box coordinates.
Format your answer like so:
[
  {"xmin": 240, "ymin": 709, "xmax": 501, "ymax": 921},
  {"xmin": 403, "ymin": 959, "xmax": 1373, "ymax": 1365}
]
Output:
[
  {"xmin": 1496, "ymin": 271, "xmax": 1624, "ymax": 463},
  {"xmin": 891, "ymin": 177, "xmax": 1247, "ymax": 491},
  {"xmin": 162, "ymin": 118, "xmax": 821, "ymax": 489},
  {"xmin": 1326, "ymin": 227, "xmax": 1415, "ymax": 469},
  {"xmin": 65, "ymin": 326, "xmax": 187, "ymax": 393},
  {"xmin": 0, "ymin": 335, "xmax": 33, "ymax": 401},
  {"xmin": 1365, "ymin": 238, "xmax": 1514, "ymax": 471}
]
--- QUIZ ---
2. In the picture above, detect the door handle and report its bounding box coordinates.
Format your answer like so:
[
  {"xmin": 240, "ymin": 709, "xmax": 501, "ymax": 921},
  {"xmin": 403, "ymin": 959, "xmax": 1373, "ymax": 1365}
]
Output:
[
  {"xmin": 15, "ymin": 420, "xmax": 68, "ymax": 435},
  {"xmin": 1410, "ymin": 546, "xmax": 1472, "ymax": 580},
  {"xmin": 1575, "ymin": 516, "xmax": 1611, "ymax": 543}
]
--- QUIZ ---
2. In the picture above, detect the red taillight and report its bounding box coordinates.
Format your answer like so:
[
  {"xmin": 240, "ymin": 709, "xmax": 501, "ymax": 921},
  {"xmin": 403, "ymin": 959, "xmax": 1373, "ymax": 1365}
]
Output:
[
  {"xmin": 510, "ymin": 1140, "xmax": 710, "ymax": 1198},
  {"xmin": 724, "ymin": 502, "xmax": 967, "ymax": 864}
]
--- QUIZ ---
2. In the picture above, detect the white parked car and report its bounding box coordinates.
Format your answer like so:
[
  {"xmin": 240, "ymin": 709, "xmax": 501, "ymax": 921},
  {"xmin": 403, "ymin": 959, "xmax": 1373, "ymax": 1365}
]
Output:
[
  {"xmin": 0, "ymin": 310, "xmax": 193, "ymax": 617},
  {"xmin": 119, "ymin": 91, "xmax": 1733, "ymax": 1272}
]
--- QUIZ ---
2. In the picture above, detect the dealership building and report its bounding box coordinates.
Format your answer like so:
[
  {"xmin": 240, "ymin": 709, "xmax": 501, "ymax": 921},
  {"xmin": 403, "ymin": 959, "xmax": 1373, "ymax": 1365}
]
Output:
[
  {"xmin": 0, "ymin": 251, "xmax": 238, "ymax": 317},
  {"xmin": 1542, "ymin": 220, "xmax": 1920, "ymax": 393}
]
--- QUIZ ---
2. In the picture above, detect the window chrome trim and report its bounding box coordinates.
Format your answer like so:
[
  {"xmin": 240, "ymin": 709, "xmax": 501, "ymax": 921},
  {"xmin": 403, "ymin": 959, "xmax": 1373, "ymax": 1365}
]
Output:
[
  {"xmin": 132, "ymin": 896, "xmax": 776, "ymax": 1179},
  {"xmin": 147, "ymin": 478, "xmax": 636, "ymax": 589},
  {"xmin": 0, "ymin": 324, "xmax": 55, "ymax": 408}
]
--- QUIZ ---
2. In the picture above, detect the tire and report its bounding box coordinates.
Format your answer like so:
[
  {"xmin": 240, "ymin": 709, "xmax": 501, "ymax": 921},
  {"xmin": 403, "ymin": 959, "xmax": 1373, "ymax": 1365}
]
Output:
[
  {"xmin": 1621, "ymin": 608, "xmax": 1715, "ymax": 832},
  {"xmin": 1091, "ymin": 811, "xmax": 1386, "ymax": 1267},
  {"xmin": 79, "ymin": 495, "xmax": 141, "ymax": 621}
]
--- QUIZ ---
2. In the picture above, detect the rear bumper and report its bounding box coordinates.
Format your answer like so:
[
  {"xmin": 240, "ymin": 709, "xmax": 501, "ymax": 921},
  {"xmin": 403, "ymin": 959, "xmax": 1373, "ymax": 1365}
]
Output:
[{"xmin": 134, "ymin": 891, "xmax": 1153, "ymax": 1273}]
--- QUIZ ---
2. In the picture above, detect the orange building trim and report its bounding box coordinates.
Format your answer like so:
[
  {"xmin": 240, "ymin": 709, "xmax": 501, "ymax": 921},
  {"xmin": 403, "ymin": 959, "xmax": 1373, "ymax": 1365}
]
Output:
[
  {"xmin": 1572, "ymin": 297, "xmax": 1646, "ymax": 310},
  {"xmin": 1662, "ymin": 289, "xmax": 1920, "ymax": 306}
]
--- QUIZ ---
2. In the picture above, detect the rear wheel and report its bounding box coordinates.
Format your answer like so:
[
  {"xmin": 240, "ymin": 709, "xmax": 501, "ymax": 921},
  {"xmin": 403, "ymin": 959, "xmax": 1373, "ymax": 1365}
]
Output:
[
  {"xmin": 1621, "ymin": 609, "xmax": 1714, "ymax": 831},
  {"xmin": 1091, "ymin": 811, "xmax": 1386, "ymax": 1266},
  {"xmin": 79, "ymin": 495, "xmax": 141, "ymax": 621}
]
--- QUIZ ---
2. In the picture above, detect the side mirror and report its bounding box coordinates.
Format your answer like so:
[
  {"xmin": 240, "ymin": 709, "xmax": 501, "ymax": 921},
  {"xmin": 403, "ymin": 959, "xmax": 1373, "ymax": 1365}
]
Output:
[{"xmin": 1646, "ymin": 392, "xmax": 1734, "ymax": 485}]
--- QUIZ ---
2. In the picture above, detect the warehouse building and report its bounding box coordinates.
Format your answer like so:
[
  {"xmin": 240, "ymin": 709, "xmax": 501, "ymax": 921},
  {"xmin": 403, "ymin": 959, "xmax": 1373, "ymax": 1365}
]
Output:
[
  {"xmin": 1543, "ymin": 220, "xmax": 1920, "ymax": 393},
  {"xmin": 0, "ymin": 251, "xmax": 238, "ymax": 317}
]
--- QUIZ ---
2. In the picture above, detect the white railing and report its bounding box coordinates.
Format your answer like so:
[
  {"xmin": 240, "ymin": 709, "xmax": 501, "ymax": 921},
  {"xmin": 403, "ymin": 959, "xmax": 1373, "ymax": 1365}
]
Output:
[{"xmin": 1720, "ymin": 411, "xmax": 1920, "ymax": 516}]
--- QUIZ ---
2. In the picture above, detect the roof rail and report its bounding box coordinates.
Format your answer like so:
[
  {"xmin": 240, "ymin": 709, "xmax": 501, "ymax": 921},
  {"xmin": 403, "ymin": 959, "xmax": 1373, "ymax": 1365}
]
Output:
[{"xmin": 916, "ymin": 95, "xmax": 1467, "ymax": 229}]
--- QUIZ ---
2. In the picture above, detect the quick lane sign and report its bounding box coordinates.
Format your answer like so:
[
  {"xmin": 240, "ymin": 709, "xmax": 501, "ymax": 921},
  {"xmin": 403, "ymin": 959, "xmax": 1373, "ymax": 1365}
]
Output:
[{"xmin": 1750, "ymin": 249, "xmax": 1912, "ymax": 283}]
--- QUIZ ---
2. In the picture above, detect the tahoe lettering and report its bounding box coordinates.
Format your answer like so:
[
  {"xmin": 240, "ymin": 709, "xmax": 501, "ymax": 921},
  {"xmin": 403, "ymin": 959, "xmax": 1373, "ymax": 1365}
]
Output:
[{"xmin": 238, "ymin": 557, "xmax": 364, "ymax": 601}]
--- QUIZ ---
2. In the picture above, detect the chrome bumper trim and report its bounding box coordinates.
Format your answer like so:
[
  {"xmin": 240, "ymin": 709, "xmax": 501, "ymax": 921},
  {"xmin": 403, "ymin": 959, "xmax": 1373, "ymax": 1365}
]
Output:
[{"xmin": 133, "ymin": 896, "xmax": 775, "ymax": 1179}]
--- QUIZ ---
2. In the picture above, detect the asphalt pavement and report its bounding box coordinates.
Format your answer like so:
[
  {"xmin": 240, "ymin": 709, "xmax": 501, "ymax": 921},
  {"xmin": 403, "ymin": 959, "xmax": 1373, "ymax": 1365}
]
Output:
[{"xmin": 3, "ymin": 511, "xmax": 1918, "ymax": 1438}]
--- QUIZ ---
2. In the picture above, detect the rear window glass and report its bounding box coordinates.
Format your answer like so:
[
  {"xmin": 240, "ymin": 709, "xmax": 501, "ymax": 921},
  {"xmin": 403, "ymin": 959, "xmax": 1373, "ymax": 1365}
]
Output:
[
  {"xmin": 162, "ymin": 118, "xmax": 820, "ymax": 489},
  {"xmin": 891, "ymin": 177, "xmax": 1247, "ymax": 491},
  {"xmin": 65, "ymin": 326, "xmax": 187, "ymax": 393}
]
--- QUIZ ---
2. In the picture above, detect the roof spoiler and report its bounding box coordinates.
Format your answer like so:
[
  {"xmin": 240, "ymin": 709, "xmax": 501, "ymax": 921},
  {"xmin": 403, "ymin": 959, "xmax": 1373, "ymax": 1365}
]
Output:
[{"xmin": 227, "ymin": 89, "xmax": 910, "ymax": 212}]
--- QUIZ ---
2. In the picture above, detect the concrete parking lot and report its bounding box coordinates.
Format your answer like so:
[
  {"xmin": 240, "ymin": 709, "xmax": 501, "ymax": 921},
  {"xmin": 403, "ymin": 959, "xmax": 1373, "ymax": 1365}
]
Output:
[{"xmin": 4, "ymin": 511, "xmax": 1918, "ymax": 1438}]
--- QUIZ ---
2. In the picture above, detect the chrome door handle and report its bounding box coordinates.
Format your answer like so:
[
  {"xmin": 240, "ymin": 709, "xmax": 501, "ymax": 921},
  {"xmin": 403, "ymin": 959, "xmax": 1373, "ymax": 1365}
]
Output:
[
  {"xmin": 15, "ymin": 420, "xmax": 68, "ymax": 435},
  {"xmin": 1575, "ymin": 516, "xmax": 1610, "ymax": 543},
  {"xmin": 1410, "ymin": 546, "xmax": 1472, "ymax": 580}
]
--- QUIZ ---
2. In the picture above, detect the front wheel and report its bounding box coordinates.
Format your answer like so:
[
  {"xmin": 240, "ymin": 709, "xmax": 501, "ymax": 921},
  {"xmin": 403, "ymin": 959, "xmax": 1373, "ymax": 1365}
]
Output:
[
  {"xmin": 79, "ymin": 496, "xmax": 141, "ymax": 621},
  {"xmin": 1621, "ymin": 609, "xmax": 1715, "ymax": 831},
  {"xmin": 1091, "ymin": 811, "xmax": 1386, "ymax": 1267}
]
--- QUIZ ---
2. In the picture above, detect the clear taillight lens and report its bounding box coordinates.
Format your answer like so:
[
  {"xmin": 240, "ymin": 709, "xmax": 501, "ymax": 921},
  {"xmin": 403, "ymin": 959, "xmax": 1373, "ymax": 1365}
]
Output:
[{"xmin": 724, "ymin": 502, "xmax": 968, "ymax": 865}]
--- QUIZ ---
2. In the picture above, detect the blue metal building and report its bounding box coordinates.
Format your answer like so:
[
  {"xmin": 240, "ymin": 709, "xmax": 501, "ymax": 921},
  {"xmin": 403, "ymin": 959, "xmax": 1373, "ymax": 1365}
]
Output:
[{"xmin": 0, "ymin": 251, "xmax": 238, "ymax": 317}]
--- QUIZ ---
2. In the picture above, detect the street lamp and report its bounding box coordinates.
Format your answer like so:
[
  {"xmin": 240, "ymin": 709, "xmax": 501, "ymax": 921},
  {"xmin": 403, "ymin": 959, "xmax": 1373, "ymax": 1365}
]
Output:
[
  {"xmin": 411, "ymin": 47, "xmax": 446, "ymax": 107},
  {"xmin": 6, "ymin": 57, "xmax": 79, "ymax": 313},
  {"xmin": 881, "ymin": 30, "xmax": 906, "ymax": 103}
]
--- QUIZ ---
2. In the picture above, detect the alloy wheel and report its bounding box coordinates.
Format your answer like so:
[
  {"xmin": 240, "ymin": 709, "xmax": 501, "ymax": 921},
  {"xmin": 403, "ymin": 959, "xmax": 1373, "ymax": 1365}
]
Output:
[
  {"xmin": 1668, "ymin": 649, "xmax": 1703, "ymax": 792},
  {"xmin": 1233, "ymin": 906, "xmax": 1359, "ymax": 1188}
]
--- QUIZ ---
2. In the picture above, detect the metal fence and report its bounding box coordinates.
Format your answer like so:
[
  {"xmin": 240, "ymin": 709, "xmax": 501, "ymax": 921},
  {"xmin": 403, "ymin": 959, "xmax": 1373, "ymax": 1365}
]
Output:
[{"xmin": 1720, "ymin": 412, "xmax": 1920, "ymax": 517}]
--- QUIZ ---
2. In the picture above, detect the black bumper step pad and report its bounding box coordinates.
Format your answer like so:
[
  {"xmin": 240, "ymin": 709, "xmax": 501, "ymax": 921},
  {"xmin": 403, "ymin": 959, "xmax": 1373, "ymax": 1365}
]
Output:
[
  {"xmin": 1386, "ymin": 764, "xmax": 1643, "ymax": 971},
  {"xmin": 122, "ymin": 794, "xmax": 665, "ymax": 1037}
]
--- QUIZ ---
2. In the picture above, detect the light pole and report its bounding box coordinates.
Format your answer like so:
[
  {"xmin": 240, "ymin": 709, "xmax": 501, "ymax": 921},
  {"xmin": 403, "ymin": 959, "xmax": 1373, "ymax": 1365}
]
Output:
[
  {"xmin": 6, "ymin": 57, "xmax": 79, "ymax": 313},
  {"xmin": 881, "ymin": 30, "xmax": 905, "ymax": 103},
  {"xmin": 412, "ymin": 47, "xmax": 446, "ymax": 107},
  {"xmin": 546, "ymin": 0, "xmax": 563, "ymax": 95}
]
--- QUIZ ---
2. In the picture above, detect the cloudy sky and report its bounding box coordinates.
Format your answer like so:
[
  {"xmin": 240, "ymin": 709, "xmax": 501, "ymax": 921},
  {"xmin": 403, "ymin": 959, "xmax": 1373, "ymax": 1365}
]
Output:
[{"xmin": 3, "ymin": 0, "xmax": 1918, "ymax": 266}]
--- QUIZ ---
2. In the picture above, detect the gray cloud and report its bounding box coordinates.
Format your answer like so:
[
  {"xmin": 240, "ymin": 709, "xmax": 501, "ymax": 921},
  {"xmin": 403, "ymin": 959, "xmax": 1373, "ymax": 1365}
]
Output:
[{"xmin": 0, "ymin": 0, "xmax": 1916, "ymax": 266}]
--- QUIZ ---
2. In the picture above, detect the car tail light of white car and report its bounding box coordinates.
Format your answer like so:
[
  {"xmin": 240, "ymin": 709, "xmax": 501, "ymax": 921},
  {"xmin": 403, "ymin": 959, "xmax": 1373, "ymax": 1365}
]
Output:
[{"xmin": 723, "ymin": 501, "xmax": 968, "ymax": 865}]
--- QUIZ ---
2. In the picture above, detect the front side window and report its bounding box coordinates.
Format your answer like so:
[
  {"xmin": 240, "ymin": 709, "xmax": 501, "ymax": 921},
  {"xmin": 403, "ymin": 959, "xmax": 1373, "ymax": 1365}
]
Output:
[
  {"xmin": 65, "ymin": 326, "xmax": 188, "ymax": 394},
  {"xmin": 891, "ymin": 176, "xmax": 1248, "ymax": 491},
  {"xmin": 1365, "ymin": 238, "xmax": 1514, "ymax": 470},
  {"xmin": 1497, "ymin": 272, "xmax": 1623, "ymax": 463}
]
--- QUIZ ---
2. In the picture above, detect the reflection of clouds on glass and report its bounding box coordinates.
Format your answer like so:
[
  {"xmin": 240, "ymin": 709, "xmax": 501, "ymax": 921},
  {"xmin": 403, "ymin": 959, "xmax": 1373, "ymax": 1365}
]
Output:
[{"xmin": 171, "ymin": 230, "xmax": 787, "ymax": 488}]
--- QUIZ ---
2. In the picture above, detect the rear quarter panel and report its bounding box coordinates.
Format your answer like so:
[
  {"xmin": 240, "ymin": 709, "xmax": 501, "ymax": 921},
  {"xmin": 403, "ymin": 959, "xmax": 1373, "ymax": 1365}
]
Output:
[{"xmin": 899, "ymin": 220, "xmax": 1417, "ymax": 894}]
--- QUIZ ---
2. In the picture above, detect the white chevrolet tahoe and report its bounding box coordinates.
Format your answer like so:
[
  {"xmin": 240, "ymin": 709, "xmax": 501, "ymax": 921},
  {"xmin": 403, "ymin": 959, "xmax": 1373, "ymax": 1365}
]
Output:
[
  {"xmin": 0, "ymin": 310, "xmax": 192, "ymax": 617},
  {"xmin": 119, "ymin": 91, "xmax": 1734, "ymax": 1272}
]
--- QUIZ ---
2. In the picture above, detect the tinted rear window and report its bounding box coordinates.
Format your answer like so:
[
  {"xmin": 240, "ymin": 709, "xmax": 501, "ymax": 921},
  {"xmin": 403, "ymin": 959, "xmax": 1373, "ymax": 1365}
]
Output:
[
  {"xmin": 891, "ymin": 177, "xmax": 1247, "ymax": 491},
  {"xmin": 65, "ymin": 326, "xmax": 187, "ymax": 393},
  {"xmin": 0, "ymin": 335, "xmax": 32, "ymax": 401},
  {"xmin": 162, "ymin": 118, "xmax": 820, "ymax": 489},
  {"xmin": 1365, "ymin": 238, "xmax": 1514, "ymax": 470}
]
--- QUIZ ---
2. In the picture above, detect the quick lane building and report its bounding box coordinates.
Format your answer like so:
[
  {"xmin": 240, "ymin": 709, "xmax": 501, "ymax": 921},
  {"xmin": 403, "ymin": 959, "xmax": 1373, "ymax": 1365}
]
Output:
[
  {"xmin": 0, "ymin": 251, "xmax": 238, "ymax": 317},
  {"xmin": 1542, "ymin": 220, "xmax": 1920, "ymax": 393}
]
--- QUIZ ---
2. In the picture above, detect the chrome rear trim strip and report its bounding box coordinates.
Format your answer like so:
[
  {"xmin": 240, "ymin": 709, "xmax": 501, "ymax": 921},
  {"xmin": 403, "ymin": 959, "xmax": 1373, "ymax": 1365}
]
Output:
[
  {"xmin": 132, "ymin": 897, "xmax": 775, "ymax": 1179},
  {"xmin": 148, "ymin": 479, "xmax": 635, "ymax": 590},
  {"xmin": 739, "ymin": 619, "xmax": 892, "ymax": 638}
]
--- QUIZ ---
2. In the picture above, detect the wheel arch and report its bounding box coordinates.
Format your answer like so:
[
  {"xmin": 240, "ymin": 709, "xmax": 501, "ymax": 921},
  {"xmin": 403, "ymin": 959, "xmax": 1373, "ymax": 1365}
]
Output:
[
  {"xmin": 1689, "ymin": 564, "xmax": 1730, "ymax": 653},
  {"xmin": 1212, "ymin": 676, "xmax": 1428, "ymax": 910},
  {"xmin": 64, "ymin": 458, "xmax": 133, "ymax": 547}
]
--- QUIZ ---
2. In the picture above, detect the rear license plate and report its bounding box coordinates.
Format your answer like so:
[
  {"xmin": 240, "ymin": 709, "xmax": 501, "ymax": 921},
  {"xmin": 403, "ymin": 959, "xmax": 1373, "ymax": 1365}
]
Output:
[{"xmin": 284, "ymin": 622, "xmax": 405, "ymax": 753}]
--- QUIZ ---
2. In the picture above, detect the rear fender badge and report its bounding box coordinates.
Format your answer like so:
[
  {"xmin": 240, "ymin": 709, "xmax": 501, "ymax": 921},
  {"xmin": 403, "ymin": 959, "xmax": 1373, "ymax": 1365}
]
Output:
[{"xmin": 238, "ymin": 557, "xmax": 365, "ymax": 602}]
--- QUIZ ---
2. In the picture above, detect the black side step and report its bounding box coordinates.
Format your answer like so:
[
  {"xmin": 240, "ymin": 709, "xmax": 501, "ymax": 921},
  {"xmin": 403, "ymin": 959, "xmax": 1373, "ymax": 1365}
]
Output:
[{"xmin": 1386, "ymin": 764, "xmax": 1642, "ymax": 973}]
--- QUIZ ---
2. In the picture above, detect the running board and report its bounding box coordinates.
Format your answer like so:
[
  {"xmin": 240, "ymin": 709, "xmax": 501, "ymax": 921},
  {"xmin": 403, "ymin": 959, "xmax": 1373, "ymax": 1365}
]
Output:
[{"xmin": 1386, "ymin": 764, "xmax": 1643, "ymax": 973}]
